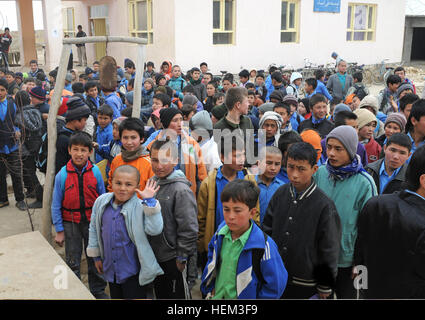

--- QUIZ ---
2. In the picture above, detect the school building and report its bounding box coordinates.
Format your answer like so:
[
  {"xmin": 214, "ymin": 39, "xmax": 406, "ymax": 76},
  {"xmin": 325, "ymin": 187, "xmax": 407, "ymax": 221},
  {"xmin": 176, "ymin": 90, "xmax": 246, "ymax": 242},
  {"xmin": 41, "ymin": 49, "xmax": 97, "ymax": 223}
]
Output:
[{"xmin": 14, "ymin": 0, "xmax": 406, "ymax": 74}]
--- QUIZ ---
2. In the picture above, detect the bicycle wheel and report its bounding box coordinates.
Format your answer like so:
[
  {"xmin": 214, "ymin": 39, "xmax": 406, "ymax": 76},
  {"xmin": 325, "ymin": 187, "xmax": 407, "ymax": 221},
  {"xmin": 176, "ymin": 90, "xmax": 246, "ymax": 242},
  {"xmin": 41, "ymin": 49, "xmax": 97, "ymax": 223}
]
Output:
[
  {"xmin": 372, "ymin": 72, "xmax": 384, "ymax": 85},
  {"xmin": 363, "ymin": 69, "xmax": 373, "ymax": 85}
]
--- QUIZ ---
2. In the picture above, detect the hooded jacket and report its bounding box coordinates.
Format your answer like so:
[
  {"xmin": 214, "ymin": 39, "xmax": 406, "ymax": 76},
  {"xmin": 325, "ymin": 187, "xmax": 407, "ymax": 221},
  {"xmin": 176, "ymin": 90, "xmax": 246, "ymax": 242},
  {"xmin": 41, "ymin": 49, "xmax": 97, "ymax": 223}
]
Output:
[
  {"xmin": 161, "ymin": 61, "xmax": 173, "ymax": 80},
  {"xmin": 286, "ymin": 72, "xmax": 302, "ymax": 98},
  {"xmin": 149, "ymin": 170, "xmax": 198, "ymax": 262},
  {"xmin": 201, "ymin": 220, "xmax": 288, "ymax": 299},
  {"xmin": 167, "ymin": 76, "xmax": 187, "ymax": 99},
  {"xmin": 354, "ymin": 191, "xmax": 425, "ymax": 298},
  {"xmin": 86, "ymin": 192, "xmax": 164, "ymax": 286},
  {"xmin": 363, "ymin": 137, "xmax": 381, "ymax": 164}
]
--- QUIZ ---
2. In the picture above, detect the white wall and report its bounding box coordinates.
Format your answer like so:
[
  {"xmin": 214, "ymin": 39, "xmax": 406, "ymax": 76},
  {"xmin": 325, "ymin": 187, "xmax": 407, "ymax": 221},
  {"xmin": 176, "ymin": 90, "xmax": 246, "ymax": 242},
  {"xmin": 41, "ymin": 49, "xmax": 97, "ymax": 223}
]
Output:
[
  {"xmin": 61, "ymin": 0, "xmax": 176, "ymax": 70},
  {"xmin": 174, "ymin": 0, "xmax": 406, "ymax": 75}
]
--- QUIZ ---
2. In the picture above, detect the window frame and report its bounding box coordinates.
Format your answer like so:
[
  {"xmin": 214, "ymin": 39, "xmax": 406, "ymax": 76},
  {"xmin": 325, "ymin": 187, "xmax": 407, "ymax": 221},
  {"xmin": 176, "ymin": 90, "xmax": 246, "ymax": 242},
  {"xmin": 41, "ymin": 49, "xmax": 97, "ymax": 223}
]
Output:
[
  {"xmin": 212, "ymin": 0, "xmax": 236, "ymax": 46},
  {"xmin": 346, "ymin": 3, "xmax": 377, "ymax": 42},
  {"xmin": 280, "ymin": 0, "xmax": 300, "ymax": 44},
  {"xmin": 128, "ymin": 0, "xmax": 153, "ymax": 45},
  {"xmin": 62, "ymin": 7, "xmax": 76, "ymax": 37}
]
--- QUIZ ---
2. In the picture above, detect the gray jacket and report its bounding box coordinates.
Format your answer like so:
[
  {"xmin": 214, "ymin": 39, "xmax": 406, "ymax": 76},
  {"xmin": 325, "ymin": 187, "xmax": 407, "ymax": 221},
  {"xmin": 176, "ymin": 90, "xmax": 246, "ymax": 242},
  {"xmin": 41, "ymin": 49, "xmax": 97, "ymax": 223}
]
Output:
[
  {"xmin": 149, "ymin": 169, "xmax": 198, "ymax": 263},
  {"xmin": 326, "ymin": 73, "xmax": 354, "ymax": 99}
]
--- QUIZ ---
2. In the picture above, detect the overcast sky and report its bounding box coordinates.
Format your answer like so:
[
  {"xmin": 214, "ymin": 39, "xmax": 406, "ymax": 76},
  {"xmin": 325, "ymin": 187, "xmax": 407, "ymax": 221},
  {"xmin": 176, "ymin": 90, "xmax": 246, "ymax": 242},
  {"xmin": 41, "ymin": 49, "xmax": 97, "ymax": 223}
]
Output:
[{"xmin": 0, "ymin": 0, "xmax": 44, "ymax": 31}]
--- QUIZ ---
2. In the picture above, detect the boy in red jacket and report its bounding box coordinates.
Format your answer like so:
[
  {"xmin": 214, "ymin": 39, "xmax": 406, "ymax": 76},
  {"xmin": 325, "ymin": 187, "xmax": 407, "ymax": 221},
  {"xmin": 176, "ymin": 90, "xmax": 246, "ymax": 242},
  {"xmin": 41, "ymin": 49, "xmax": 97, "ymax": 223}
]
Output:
[
  {"xmin": 51, "ymin": 132, "xmax": 108, "ymax": 298},
  {"xmin": 354, "ymin": 108, "xmax": 381, "ymax": 163}
]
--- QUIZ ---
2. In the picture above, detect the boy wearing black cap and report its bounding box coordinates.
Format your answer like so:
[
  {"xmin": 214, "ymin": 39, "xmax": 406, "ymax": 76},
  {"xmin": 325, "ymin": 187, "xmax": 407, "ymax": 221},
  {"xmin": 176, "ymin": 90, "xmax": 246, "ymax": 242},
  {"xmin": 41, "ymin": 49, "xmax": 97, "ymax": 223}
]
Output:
[
  {"xmin": 0, "ymin": 79, "xmax": 27, "ymax": 210},
  {"xmin": 55, "ymin": 96, "xmax": 92, "ymax": 174},
  {"xmin": 29, "ymin": 86, "xmax": 49, "ymax": 122}
]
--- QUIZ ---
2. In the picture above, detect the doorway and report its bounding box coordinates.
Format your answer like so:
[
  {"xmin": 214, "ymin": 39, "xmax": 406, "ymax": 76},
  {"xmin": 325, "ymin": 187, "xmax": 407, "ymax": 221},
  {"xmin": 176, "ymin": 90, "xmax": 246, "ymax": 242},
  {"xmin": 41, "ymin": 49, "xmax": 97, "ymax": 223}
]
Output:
[
  {"xmin": 90, "ymin": 18, "xmax": 107, "ymax": 61},
  {"xmin": 411, "ymin": 27, "xmax": 425, "ymax": 61}
]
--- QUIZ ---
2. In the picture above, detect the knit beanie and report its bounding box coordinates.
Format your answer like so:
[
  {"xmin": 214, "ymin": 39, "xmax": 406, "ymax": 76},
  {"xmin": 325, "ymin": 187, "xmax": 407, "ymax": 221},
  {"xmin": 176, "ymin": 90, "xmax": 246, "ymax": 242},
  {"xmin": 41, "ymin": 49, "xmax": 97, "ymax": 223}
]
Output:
[
  {"xmin": 354, "ymin": 108, "xmax": 377, "ymax": 130},
  {"xmin": 211, "ymin": 104, "xmax": 227, "ymax": 120},
  {"xmin": 29, "ymin": 86, "xmax": 46, "ymax": 101},
  {"xmin": 85, "ymin": 67, "xmax": 94, "ymax": 75},
  {"xmin": 333, "ymin": 103, "xmax": 351, "ymax": 116},
  {"xmin": 396, "ymin": 83, "xmax": 414, "ymax": 99},
  {"xmin": 15, "ymin": 72, "xmax": 23, "ymax": 80},
  {"xmin": 326, "ymin": 125, "xmax": 359, "ymax": 160},
  {"xmin": 269, "ymin": 90, "xmax": 285, "ymax": 102},
  {"xmin": 65, "ymin": 96, "xmax": 91, "ymax": 122},
  {"xmin": 282, "ymin": 94, "xmax": 298, "ymax": 106},
  {"xmin": 144, "ymin": 78, "xmax": 155, "ymax": 88},
  {"xmin": 384, "ymin": 112, "xmax": 406, "ymax": 132},
  {"xmin": 300, "ymin": 129, "xmax": 322, "ymax": 162},
  {"xmin": 190, "ymin": 110, "xmax": 213, "ymax": 131},
  {"xmin": 359, "ymin": 95, "xmax": 379, "ymax": 115},
  {"xmin": 182, "ymin": 94, "xmax": 198, "ymax": 106},
  {"xmin": 160, "ymin": 107, "xmax": 182, "ymax": 128},
  {"xmin": 112, "ymin": 116, "xmax": 127, "ymax": 127},
  {"xmin": 290, "ymin": 72, "xmax": 303, "ymax": 84},
  {"xmin": 155, "ymin": 73, "xmax": 166, "ymax": 84},
  {"xmin": 344, "ymin": 93, "xmax": 355, "ymax": 105},
  {"xmin": 259, "ymin": 111, "xmax": 283, "ymax": 131},
  {"xmin": 65, "ymin": 73, "xmax": 73, "ymax": 82},
  {"xmin": 258, "ymin": 102, "xmax": 275, "ymax": 114}
]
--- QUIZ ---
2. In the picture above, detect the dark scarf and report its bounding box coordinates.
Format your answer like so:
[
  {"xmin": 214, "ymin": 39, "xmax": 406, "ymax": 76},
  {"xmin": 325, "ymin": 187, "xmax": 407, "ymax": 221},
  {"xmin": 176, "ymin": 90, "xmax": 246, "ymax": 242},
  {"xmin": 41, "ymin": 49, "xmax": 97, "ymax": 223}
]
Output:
[
  {"xmin": 326, "ymin": 155, "xmax": 366, "ymax": 181},
  {"xmin": 190, "ymin": 78, "xmax": 202, "ymax": 86},
  {"xmin": 121, "ymin": 145, "xmax": 146, "ymax": 162}
]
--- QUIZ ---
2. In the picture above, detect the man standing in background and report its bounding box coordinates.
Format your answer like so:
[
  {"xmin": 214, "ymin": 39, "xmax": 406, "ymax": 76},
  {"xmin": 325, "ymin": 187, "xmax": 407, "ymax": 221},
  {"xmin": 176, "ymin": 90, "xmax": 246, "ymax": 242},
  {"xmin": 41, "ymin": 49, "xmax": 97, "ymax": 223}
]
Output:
[
  {"xmin": 76, "ymin": 25, "xmax": 87, "ymax": 67},
  {"xmin": 0, "ymin": 28, "xmax": 12, "ymax": 68}
]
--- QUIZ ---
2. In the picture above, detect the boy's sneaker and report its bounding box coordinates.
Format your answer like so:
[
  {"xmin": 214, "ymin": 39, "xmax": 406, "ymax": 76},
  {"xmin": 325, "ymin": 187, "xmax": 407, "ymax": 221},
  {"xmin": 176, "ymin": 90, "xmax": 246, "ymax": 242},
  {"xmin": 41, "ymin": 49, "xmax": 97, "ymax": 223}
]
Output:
[
  {"xmin": 0, "ymin": 201, "xmax": 9, "ymax": 208},
  {"xmin": 28, "ymin": 201, "xmax": 43, "ymax": 209},
  {"xmin": 16, "ymin": 200, "xmax": 28, "ymax": 211}
]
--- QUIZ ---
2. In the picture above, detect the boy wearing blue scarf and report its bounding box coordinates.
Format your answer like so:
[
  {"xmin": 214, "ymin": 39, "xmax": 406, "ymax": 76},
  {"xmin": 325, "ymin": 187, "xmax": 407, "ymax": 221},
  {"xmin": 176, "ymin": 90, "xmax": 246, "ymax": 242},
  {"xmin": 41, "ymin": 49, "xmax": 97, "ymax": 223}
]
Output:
[{"xmin": 314, "ymin": 125, "xmax": 377, "ymax": 299}]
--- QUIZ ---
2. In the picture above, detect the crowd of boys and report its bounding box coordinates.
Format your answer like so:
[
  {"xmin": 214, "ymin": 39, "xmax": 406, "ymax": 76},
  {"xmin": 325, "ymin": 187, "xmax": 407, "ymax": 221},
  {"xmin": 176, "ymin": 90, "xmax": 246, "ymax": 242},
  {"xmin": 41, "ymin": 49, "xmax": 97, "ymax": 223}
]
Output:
[{"xmin": 1, "ymin": 55, "xmax": 425, "ymax": 300}]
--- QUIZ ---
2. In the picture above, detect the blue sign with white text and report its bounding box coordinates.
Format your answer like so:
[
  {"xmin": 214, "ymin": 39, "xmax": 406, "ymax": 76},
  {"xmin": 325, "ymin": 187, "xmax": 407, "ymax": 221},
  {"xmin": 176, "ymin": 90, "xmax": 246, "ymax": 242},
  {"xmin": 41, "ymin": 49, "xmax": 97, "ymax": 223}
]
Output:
[{"xmin": 314, "ymin": 0, "xmax": 341, "ymax": 13}]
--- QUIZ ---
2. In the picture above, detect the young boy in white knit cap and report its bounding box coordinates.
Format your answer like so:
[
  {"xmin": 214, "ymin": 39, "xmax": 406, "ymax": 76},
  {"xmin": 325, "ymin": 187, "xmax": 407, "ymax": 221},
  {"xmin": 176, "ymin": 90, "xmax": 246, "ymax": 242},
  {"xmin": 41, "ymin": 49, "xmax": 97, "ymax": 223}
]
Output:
[{"xmin": 258, "ymin": 111, "xmax": 284, "ymax": 147}]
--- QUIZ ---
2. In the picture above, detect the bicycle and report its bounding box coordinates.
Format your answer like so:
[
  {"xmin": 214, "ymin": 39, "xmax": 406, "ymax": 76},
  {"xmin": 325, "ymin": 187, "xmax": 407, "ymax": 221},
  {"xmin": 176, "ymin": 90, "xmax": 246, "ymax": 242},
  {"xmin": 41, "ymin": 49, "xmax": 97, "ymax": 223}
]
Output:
[{"xmin": 371, "ymin": 59, "xmax": 394, "ymax": 85}]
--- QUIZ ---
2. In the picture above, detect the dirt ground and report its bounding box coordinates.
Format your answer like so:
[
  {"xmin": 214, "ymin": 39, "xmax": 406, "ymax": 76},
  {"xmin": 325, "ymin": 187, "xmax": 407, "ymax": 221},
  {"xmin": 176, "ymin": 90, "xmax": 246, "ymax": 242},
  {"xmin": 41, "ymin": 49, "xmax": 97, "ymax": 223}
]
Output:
[{"xmin": 0, "ymin": 175, "xmax": 202, "ymax": 299}]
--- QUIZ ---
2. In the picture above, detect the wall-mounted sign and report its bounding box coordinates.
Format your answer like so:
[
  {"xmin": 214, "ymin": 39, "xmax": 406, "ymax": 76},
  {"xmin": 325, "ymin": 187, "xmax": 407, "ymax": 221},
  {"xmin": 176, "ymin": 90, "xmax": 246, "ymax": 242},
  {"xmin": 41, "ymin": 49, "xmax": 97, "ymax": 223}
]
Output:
[{"xmin": 314, "ymin": 0, "xmax": 341, "ymax": 13}]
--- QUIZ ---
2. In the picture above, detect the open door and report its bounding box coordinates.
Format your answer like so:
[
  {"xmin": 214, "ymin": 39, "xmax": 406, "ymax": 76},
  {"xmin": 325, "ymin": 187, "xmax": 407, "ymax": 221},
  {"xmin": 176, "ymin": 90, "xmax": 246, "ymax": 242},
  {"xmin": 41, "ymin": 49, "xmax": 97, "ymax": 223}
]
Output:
[{"xmin": 90, "ymin": 18, "xmax": 107, "ymax": 60}]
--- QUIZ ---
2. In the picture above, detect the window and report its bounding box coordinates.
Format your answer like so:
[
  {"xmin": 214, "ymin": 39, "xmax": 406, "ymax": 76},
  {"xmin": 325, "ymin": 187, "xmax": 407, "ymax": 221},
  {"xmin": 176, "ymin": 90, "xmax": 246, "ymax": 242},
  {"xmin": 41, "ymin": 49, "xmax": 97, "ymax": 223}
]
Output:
[
  {"xmin": 213, "ymin": 0, "xmax": 235, "ymax": 45},
  {"xmin": 281, "ymin": 0, "xmax": 300, "ymax": 43},
  {"xmin": 62, "ymin": 8, "xmax": 75, "ymax": 37},
  {"xmin": 128, "ymin": 0, "xmax": 153, "ymax": 44},
  {"xmin": 347, "ymin": 3, "xmax": 377, "ymax": 41}
]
